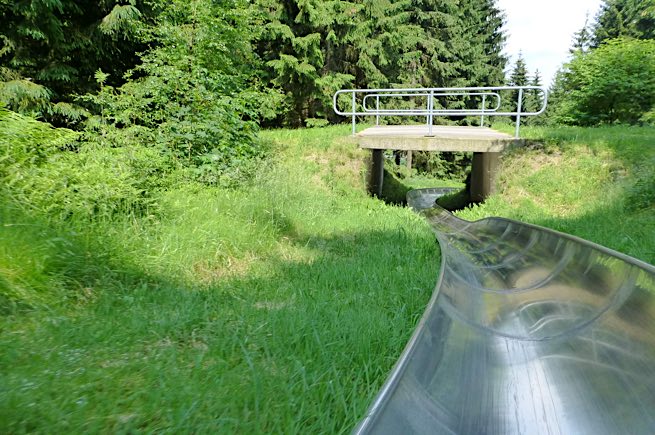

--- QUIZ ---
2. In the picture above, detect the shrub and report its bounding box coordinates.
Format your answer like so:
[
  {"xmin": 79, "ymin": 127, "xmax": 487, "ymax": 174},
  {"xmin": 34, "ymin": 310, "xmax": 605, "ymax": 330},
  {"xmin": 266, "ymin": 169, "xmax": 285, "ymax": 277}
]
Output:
[
  {"xmin": 1, "ymin": 107, "xmax": 168, "ymax": 221},
  {"xmin": 554, "ymin": 38, "xmax": 655, "ymax": 125},
  {"xmin": 78, "ymin": 0, "xmax": 279, "ymax": 185}
]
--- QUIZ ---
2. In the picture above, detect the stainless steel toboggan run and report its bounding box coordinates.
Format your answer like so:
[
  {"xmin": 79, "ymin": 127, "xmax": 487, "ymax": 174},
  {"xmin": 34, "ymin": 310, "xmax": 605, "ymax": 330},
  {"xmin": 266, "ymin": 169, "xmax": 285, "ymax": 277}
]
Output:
[{"xmin": 355, "ymin": 188, "xmax": 655, "ymax": 434}]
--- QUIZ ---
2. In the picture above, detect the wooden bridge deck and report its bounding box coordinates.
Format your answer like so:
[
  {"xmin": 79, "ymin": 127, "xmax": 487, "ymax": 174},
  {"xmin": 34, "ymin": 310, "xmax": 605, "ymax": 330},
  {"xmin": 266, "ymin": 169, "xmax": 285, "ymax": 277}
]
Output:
[{"xmin": 357, "ymin": 125, "xmax": 522, "ymax": 152}]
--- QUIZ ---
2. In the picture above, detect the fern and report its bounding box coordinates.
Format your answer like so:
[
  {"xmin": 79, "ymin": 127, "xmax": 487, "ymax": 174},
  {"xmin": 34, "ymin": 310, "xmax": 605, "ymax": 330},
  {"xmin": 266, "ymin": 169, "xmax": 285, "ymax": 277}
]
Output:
[
  {"xmin": 0, "ymin": 67, "xmax": 21, "ymax": 81},
  {"xmin": 51, "ymin": 102, "xmax": 90, "ymax": 122},
  {"xmin": 0, "ymin": 79, "xmax": 52, "ymax": 114},
  {"xmin": 35, "ymin": 64, "xmax": 78, "ymax": 83},
  {"xmin": 98, "ymin": 5, "xmax": 142, "ymax": 38},
  {"xmin": 0, "ymin": 106, "xmax": 78, "ymax": 169},
  {"xmin": 0, "ymin": 35, "xmax": 15, "ymax": 57}
]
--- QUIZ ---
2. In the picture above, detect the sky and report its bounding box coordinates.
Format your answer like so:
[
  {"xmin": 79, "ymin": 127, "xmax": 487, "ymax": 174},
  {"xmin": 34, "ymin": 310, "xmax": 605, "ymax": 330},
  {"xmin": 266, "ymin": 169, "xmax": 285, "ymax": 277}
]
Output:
[{"xmin": 496, "ymin": 0, "xmax": 603, "ymax": 87}]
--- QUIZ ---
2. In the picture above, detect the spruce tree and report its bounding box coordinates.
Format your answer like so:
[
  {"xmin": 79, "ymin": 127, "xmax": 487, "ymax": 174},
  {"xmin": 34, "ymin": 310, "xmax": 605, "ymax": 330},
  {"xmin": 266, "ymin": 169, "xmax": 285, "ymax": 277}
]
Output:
[
  {"xmin": 531, "ymin": 69, "xmax": 543, "ymax": 111},
  {"xmin": 0, "ymin": 0, "xmax": 151, "ymax": 121},
  {"xmin": 508, "ymin": 53, "xmax": 529, "ymax": 120},
  {"xmin": 592, "ymin": 0, "xmax": 655, "ymax": 46},
  {"xmin": 570, "ymin": 14, "xmax": 593, "ymax": 53},
  {"xmin": 256, "ymin": 0, "xmax": 508, "ymax": 126},
  {"xmin": 256, "ymin": 0, "xmax": 368, "ymax": 126},
  {"xmin": 522, "ymin": 69, "xmax": 543, "ymax": 124}
]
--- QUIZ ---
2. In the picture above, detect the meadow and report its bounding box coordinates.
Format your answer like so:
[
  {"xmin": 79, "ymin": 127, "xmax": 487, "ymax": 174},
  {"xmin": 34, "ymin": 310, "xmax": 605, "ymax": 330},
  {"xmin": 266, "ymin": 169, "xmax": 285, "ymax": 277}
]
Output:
[
  {"xmin": 1, "ymin": 125, "xmax": 439, "ymax": 433},
  {"xmin": 1, "ymin": 122, "xmax": 654, "ymax": 432}
]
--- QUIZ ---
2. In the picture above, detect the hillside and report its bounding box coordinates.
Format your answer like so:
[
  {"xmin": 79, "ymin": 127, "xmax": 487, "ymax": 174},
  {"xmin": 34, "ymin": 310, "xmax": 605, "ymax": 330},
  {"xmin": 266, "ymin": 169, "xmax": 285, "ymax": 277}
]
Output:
[{"xmin": 1, "ymin": 122, "xmax": 654, "ymax": 432}]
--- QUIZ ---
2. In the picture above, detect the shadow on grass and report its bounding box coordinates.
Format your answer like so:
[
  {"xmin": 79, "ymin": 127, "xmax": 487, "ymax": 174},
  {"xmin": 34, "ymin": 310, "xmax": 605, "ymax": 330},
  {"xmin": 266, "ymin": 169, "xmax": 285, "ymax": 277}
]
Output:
[
  {"xmin": 1, "ymin": 194, "xmax": 440, "ymax": 434},
  {"xmin": 528, "ymin": 201, "xmax": 655, "ymax": 266}
]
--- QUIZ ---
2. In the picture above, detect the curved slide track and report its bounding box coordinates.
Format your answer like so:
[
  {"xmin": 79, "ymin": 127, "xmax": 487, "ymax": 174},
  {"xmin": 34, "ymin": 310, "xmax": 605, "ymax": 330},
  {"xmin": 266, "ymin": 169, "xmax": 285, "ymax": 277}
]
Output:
[{"xmin": 355, "ymin": 188, "xmax": 655, "ymax": 434}]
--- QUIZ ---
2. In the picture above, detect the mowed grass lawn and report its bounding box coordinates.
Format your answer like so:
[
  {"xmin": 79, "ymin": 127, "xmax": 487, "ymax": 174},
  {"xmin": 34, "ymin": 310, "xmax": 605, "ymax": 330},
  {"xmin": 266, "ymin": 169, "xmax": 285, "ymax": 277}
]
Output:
[{"xmin": 2, "ymin": 124, "xmax": 654, "ymax": 433}]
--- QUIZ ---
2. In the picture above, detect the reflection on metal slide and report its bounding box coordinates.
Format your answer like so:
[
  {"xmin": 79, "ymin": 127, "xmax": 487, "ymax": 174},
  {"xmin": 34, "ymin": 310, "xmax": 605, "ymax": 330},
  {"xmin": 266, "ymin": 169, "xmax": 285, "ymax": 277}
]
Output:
[{"xmin": 355, "ymin": 188, "xmax": 655, "ymax": 434}]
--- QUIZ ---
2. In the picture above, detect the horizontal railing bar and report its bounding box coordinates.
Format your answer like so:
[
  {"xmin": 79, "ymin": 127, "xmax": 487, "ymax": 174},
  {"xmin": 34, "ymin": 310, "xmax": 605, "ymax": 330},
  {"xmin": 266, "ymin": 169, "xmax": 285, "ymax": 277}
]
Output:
[
  {"xmin": 335, "ymin": 110, "xmax": 547, "ymax": 117},
  {"xmin": 333, "ymin": 85, "xmax": 549, "ymax": 138},
  {"xmin": 361, "ymin": 109, "xmax": 501, "ymax": 114},
  {"xmin": 362, "ymin": 92, "xmax": 503, "ymax": 113},
  {"xmin": 335, "ymin": 85, "xmax": 546, "ymax": 93},
  {"xmin": 334, "ymin": 87, "xmax": 547, "ymax": 117},
  {"xmin": 361, "ymin": 92, "xmax": 502, "ymax": 99}
]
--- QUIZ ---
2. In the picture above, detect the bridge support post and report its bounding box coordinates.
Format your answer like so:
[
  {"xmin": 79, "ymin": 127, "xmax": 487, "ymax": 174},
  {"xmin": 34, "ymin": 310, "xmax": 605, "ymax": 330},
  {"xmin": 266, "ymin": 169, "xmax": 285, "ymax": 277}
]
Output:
[
  {"xmin": 368, "ymin": 149, "xmax": 384, "ymax": 198},
  {"xmin": 470, "ymin": 152, "xmax": 499, "ymax": 203}
]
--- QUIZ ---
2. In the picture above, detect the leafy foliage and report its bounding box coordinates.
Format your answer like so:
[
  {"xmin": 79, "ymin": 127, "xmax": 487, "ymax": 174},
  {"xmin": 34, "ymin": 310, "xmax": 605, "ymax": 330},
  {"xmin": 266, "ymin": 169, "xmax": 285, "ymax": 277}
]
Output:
[
  {"xmin": 0, "ymin": 106, "xmax": 166, "ymax": 221},
  {"xmin": 80, "ymin": 0, "xmax": 279, "ymax": 185},
  {"xmin": 547, "ymin": 1, "xmax": 655, "ymax": 126},
  {"xmin": 0, "ymin": 0, "xmax": 151, "ymax": 122},
  {"xmin": 552, "ymin": 38, "xmax": 655, "ymax": 125},
  {"xmin": 256, "ymin": 0, "xmax": 507, "ymax": 126}
]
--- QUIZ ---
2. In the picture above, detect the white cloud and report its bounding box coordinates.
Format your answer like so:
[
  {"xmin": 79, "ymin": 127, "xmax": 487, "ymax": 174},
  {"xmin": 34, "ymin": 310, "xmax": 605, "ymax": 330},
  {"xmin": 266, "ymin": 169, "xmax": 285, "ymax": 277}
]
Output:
[{"xmin": 496, "ymin": 0, "xmax": 602, "ymax": 86}]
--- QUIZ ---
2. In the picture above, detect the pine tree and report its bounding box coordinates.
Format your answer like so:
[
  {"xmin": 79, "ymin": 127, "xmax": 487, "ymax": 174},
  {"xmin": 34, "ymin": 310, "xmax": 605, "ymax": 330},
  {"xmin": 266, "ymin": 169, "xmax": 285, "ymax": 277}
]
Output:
[
  {"xmin": 592, "ymin": 0, "xmax": 655, "ymax": 47},
  {"xmin": 522, "ymin": 69, "xmax": 544, "ymax": 124},
  {"xmin": 570, "ymin": 14, "xmax": 593, "ymax": 53},
  {"xmin": 542, "ymin": 67, "xmax": 568, "ymax": 124},
  {"xmin": 508, "ymin": 53, "xmax": 529, "ymax": 120},
  {"xmin": 0, "ymin": 0, "xmax": 151, "ymax": 123},
  {"xmin": 531, "ymin": 69, "xmax": 543, "ymax": 111},
  {"xmin": 256, "ymin": 0, "xmax": 507, "ymax": 126},
  {"xmin": 256, "ymin": 0, "xmax": 367, "ymax": 126}
]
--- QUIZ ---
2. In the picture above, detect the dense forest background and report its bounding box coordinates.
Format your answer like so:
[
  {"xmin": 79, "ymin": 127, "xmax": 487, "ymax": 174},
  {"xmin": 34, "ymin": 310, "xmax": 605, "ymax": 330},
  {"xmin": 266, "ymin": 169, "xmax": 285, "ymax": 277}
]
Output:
[{"xmin": 1, "ymin": 0, "xmax": 654, "ymax": 188}]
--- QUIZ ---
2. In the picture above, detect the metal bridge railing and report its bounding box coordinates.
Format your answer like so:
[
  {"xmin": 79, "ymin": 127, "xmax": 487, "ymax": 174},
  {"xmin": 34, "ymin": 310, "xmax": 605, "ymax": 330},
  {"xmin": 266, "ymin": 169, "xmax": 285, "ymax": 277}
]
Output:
[{"xmin": 333, "ymin": 86, "xmax": 548, "ymax": 138}]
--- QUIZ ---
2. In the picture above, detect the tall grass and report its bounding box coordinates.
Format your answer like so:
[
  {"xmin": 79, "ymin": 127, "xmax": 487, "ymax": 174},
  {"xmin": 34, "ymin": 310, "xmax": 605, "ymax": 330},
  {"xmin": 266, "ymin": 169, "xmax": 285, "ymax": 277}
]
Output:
[
  {"xmin": 2, "ymin": 119, "xmax": 654, "ymax": 433},
  {"xmin": 462, "ymin": 124, "xmax": 655, "ymax": 264},
  {"xmin": 1, "ymin": 124, "xmax": 441, "ymax": 433}
]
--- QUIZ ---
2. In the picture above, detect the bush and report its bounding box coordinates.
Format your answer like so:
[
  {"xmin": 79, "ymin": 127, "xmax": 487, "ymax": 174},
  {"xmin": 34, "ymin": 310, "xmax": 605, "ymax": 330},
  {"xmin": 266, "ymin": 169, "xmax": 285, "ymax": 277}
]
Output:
[
  {"xmin": 78, "ymin": 0, "xmax": 278, "ymax": 185},
  {"xmin": 1, "ymin": 107, "xmax": 167, "ymax": 221},
  {"xmin": 626, "ymin": 157, "xmax": 655, "ymax": 212},
  {"xmin": 554, "ymin": 38, "xmax": 655, "ymax": 125}
]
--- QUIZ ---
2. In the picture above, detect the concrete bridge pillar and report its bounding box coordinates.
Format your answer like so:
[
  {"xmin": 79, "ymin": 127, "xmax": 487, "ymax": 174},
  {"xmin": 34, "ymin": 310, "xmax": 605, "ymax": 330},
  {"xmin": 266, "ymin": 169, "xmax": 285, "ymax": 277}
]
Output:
[
  {"xmin": 368, "ymin": 149, "xmax": 384, "ymax": 198},
  {"xmin": 470, "ymin": 152, "xmax": 500, "ymax": 203}
]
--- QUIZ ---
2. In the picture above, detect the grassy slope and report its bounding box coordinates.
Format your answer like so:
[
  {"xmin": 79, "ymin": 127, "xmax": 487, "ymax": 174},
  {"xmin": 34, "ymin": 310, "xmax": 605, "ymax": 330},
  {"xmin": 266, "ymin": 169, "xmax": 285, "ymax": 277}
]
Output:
[
  {"xmin": 459, "ymin": 125, "xmax": 655, "ymax": 264},
  {"xmin": 0, "ymin": 126, "xmax": 440, "ymax": 433},
  {"xmin": 2, "ymin": 123, "xmax": 654, "ymax": 433}
]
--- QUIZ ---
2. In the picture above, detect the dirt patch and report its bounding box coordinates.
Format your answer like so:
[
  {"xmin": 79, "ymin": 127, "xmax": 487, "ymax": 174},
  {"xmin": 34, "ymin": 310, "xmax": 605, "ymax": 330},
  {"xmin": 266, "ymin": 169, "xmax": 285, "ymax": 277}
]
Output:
[
  {"xmin": 502, "ymin": 149, "xmax": 563, "ymax": 175},
  {"xmin": 302, "ymin": 154, "xmax": 330, "ymax": 166}
]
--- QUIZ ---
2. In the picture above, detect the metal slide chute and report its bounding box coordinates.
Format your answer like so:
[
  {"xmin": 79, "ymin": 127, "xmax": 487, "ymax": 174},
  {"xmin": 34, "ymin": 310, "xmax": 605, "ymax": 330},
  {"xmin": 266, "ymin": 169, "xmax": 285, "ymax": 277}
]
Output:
[{"xmin": 355, "ymin": 189, "xmax": 655, "ymax": 434}]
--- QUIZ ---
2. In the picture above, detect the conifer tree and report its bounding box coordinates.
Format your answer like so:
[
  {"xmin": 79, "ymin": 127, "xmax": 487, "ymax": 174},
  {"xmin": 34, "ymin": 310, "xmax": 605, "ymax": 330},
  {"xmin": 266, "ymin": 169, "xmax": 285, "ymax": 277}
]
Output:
[
  {"xmin": 522, "ymin": 69, "xmax": 544, "ymax": 124},
  {"xmin": 507, "ymin": 53, "xmax": 529, "ymax": 120},
  {"xmin": 570, "ymin": 14, "xmax": 593, "ymax": 53},
  {"xmin": 592, "ymin": 0, "xmax": 655, "ymax": 46},
  {"xmin": 530, "ymin": 69, "xmax": 543, "ymax": 111},
  {"xmin": 0, "ymin": 0, "xmax": 151, "ymax": 122},
  {"xmin": 256, "ymin": 0, "xmax": 507, "ymax": 126}
]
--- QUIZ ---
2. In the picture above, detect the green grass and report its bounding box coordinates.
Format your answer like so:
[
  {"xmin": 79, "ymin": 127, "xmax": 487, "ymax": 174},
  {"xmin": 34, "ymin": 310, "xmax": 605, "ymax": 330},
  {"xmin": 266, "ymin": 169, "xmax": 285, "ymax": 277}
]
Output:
[
  {"xmin": 380, "ymin": 160, "xmax": 464, "ymax": 205},
  {"xmin": 2, "ymin": 123, "xmax": 655, "ymax": 433},
  {"xmin": 461, "ymin": 124, "xmax": 655, "ymax": 264},
  {"xmin": 0, "ymin": 125, "xmax": 440, "ymax": 433}
]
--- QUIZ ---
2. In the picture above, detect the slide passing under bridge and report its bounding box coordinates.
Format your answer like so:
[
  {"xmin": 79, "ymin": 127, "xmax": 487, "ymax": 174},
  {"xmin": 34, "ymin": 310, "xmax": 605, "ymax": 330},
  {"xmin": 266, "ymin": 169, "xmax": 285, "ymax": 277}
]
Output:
[{"xmin": 355, "ymin": 188, "xmax": 655, "ymax": 434}]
